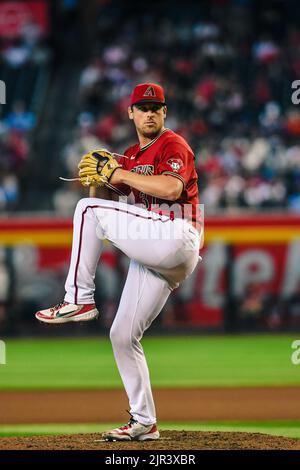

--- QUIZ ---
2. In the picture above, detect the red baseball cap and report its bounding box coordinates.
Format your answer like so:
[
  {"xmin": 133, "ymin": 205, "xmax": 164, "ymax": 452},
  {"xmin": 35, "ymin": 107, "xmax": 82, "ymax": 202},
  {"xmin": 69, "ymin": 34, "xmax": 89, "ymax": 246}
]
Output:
[{"xmin": 130, "ymin": 83, "xmax": 166, "ymax": 106}]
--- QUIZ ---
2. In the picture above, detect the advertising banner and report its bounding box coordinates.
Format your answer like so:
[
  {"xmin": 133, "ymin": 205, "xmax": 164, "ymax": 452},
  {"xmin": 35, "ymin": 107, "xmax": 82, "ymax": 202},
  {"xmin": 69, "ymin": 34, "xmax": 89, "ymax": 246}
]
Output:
[{"xmin": 0, "ymin": 214, "xmax": 300, "ymax": 329}]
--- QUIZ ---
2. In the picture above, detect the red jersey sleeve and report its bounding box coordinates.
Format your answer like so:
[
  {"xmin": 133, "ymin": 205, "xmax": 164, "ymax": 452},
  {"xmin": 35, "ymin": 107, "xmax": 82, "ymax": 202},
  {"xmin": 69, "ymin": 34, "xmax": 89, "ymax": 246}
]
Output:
[{"xmin": 156, "ymin": 141, "xmax": 193, "ymax": 189}]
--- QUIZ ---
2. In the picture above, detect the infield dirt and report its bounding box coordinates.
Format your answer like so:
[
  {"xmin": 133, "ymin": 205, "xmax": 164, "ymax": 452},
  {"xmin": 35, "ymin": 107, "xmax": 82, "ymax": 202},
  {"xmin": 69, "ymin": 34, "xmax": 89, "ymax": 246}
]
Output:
[
  {"xmin": 0, "ymin": 387, "xmax": 299, "ymax": 423},
  {"xmin": 1, "ymin": 386, "xmax": 300, "ymax": 450}
]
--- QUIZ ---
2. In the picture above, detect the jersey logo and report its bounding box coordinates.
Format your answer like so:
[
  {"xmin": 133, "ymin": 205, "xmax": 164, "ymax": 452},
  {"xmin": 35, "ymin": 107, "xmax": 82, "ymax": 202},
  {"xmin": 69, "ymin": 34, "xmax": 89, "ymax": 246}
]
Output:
[
  {"xmin": 166, "ymin": 158, "xmax": 183, "ymax": 172},
  {"xmin": 131, "ymin": 164, "xmax": 154, "ymax": 176},
  {"xmin": 143, "ymin": 86, "xmax": 156, "ymax": 97}
]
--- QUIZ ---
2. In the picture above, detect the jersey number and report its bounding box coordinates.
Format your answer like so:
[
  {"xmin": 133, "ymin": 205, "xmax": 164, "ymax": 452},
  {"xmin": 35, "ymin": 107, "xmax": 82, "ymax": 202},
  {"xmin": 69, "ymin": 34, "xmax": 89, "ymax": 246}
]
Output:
[{"xmin": 139, "ymin": 192, "xmax": 150, "ymax": 209}]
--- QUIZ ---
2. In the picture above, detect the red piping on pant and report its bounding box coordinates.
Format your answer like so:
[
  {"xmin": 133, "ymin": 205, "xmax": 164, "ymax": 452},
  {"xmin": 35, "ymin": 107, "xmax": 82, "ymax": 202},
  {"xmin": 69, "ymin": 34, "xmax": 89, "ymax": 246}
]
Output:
[{"xmin": 73, "ymin": 204, "xmax": 172, "ymax": 304}]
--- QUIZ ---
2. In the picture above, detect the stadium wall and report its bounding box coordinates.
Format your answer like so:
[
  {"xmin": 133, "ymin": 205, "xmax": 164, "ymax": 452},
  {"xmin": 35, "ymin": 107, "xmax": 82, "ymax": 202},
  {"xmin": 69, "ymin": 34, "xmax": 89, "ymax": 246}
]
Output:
[{"xmin": 0, "ymin": 214, "xmax": 300, "ymax": 333}]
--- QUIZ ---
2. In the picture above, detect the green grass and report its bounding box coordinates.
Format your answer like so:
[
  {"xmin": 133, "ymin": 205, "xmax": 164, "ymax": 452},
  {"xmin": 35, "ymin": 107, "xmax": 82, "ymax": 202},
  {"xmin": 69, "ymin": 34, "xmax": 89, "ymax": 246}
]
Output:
[
  {"xmin": 0, "ymin": 335, "xmax": 299, "ymax": 389},
  {"xmin": 0, "ymin": 421, "xmax": 300, "ymax": 439}
]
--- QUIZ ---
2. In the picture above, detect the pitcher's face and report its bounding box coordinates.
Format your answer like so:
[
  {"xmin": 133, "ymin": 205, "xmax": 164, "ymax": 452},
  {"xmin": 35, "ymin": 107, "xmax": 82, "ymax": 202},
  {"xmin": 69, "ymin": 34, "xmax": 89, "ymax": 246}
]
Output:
[{"xmin": 128, "ymin": 103, "xmax": 167, "ymax": 140}]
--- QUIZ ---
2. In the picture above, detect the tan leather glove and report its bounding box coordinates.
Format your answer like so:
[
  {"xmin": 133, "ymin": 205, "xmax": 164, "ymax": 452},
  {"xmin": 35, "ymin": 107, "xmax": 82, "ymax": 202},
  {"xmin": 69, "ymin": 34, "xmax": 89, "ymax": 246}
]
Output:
[{"xmin": 78, "ymin": 149, "xmax": 121, "ymax": 187}]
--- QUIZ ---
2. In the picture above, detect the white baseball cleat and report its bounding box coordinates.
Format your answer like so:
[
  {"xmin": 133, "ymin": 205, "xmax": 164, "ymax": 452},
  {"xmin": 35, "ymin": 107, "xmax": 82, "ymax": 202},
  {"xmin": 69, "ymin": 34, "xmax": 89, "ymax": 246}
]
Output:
[
  {"xmin": 103, "ymin": 414, "xmax": 160, "ymax": 441},
  {"xmin": 35, "ymin": 301, "xmax": 99, "ymax": 324}
]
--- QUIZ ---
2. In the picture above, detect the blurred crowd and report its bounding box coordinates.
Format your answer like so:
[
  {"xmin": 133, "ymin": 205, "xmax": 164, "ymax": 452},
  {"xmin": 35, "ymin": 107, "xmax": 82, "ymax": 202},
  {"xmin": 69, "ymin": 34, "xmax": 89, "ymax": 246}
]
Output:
[
  {"xmin": 0, "ymin": 1, "xmax": 300, "ymax": 214},
  {"xmin": 0, "ymin": 101, "xmax": 35, "ymax": 210},
  {"xmin": 0, "ymin": 17, "xmax": 51, "ymax": 69},
  {"xmin": 60, "ymin": 0, "xmax": 300, "ymax": 214},
  {"xmin": 0, "ymin": 10, "xmax": 50, "ymax": 210}
]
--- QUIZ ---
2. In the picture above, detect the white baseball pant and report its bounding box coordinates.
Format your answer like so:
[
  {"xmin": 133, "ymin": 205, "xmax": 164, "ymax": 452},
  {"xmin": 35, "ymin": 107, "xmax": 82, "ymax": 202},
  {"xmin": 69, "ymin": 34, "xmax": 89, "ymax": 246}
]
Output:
[{"xmin": 64, "ymin": 197, "xmax": 201, "ymax": 425}]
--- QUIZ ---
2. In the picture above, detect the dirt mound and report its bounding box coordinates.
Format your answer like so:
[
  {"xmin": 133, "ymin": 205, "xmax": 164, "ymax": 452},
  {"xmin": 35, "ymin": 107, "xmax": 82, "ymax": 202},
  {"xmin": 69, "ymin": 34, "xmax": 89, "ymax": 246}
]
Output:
[{"xmin": 1, "ymin": 431, "xmax": 299, "ymax": 450}]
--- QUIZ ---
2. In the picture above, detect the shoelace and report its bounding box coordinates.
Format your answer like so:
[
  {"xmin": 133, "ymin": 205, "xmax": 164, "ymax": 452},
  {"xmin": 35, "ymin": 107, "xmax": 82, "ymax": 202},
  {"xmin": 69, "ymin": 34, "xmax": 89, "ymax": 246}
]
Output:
[
  {"xmin": 119, "ymin": 410, "xmax": 138, "ymax": 430},
  {"xmin": 50, "ymin": 301, "xmax": 67, "ymax": 314}
]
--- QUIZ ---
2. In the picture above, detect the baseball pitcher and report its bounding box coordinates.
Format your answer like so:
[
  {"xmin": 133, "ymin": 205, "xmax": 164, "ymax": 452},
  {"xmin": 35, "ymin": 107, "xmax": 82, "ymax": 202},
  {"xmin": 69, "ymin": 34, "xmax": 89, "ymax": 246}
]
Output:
[{"xmin": 35, "ymin": 83, "xmax": 203, "ymax": 441}]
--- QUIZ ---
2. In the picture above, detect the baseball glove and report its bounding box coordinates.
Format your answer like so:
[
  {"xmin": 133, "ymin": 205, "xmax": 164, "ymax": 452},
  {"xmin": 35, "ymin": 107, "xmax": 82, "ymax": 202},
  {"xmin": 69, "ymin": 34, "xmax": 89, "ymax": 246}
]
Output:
[{"xmin": 78, "ymin": 149, "xmax": 121, "ymax": 187}]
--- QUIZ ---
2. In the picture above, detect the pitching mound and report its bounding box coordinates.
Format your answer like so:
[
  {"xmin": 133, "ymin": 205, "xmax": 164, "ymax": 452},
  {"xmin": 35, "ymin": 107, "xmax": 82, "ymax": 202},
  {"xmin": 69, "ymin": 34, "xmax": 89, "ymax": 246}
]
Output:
[{"xmin": 1, "ymin": 431, "xmax": 300, "ymax": 450}]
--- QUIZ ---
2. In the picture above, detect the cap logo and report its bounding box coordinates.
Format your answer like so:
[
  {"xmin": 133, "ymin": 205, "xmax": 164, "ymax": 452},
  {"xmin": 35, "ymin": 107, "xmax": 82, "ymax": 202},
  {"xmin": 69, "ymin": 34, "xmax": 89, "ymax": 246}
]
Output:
[{"xmin": 143, "ymin": 86, "xmax": 156, "ymax": 97}]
